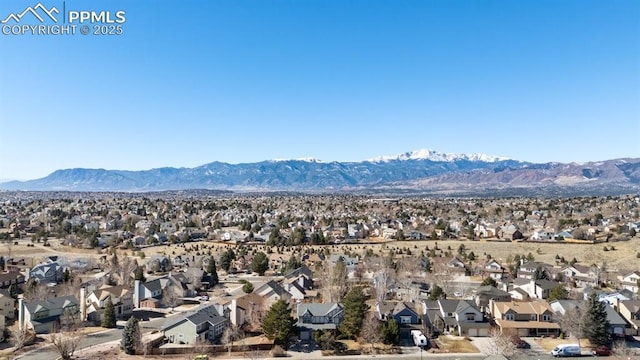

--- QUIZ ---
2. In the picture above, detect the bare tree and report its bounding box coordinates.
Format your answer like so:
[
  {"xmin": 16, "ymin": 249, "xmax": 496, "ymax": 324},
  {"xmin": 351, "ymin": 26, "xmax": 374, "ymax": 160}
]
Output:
[
  {"xmin": 612, "ymin": 340, "xmax": 637, "ymax": 359},
  {"xmin": 318, "ymin": 259, "xmax": 347, "ymax": 303},
  {"xmin": 10, "ymin": 327, "xmax": 32, "ymax": 350},
  {"xmin": 358, "ymin": 312, "xmax": 383, "ymax": 353},
  {"xmin": 486, "ymin": 327, "xmax": 516, "ymax": 358},
  {"xmin": 24, "ymin": 280, "xmax": 50, "ymax": 301},
  {"xmin": 222, "ymin": 325, "xmax": 244, "ymax": 356},
  {"xmin": 50, "ymin": 331, "xmax": 81, "ymax": 360},
  {"xmin": 185, "ymin": 267, "xmax": 203, "ymax": 290},
  {"xmin": 365, "ymin": 256, "xmax": 396, "ymax": 304},
  {"xmin": 556, "ymin": 304, "xmax": 585, "ymax": 348},
  {"xmin": 50, "ymin": 307, "xmax": 82, "ymax": 360},
  {"xmin": 243, "ymin": 300, "xmax": 266, "ymax": 333},
  {"xmin": 162, "ymin": 284, "xmax": 182, "ymax": 311}
]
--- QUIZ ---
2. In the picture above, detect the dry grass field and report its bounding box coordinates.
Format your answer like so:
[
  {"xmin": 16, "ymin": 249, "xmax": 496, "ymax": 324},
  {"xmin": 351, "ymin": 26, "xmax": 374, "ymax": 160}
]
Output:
[{"xmin": 5, "ymin": 235, "xmax": 640, "ymax": 274}]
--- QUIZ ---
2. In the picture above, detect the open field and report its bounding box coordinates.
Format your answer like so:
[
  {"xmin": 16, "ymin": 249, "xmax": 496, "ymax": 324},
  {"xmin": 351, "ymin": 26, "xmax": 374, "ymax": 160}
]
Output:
[{"xmin": 5, "ymin": 235, "xmax": 640, "ymax": 273}]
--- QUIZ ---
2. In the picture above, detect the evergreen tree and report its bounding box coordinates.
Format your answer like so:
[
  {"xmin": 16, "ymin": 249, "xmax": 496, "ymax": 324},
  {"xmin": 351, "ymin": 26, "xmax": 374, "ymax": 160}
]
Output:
[
  {"xmin": 220, "ymin": 250, "xmax": 235, "ymax": 272},
  {"xmin": 121, "ymin": 316, "xmax": 141, "ymax": 355},
  {"xmin": 101, "ymin": 296, "xmax": 116, "ymax": 328},
  {"xmin": 207, "ymin": 257, "xmax": 219, "ymax": 288},
  {"xmin": 261, "ymin": 299, "xmax": 296, "ymax": 347},
  {"xmin": 381, "ymin": 318, "xmax": 400, "ymax": 345},
  {"xmin": 429, "ymin": 285, "xmax": 444, "ymax": 301},
  {"xmin": 548, "ymin": 285, "xmax": 569, "ymax": 302},
  {"xmin": 581, "ymin": 291, "xmax": 610, "ymax": 346},
  {"xmin": 339, "ymin": 286, "xmax": 369, "ymax": 339},
  {"xmin": 0, "ymin": 256, "xmax": 5, "ymax": 271},
  {"xmin": 251, "ymin": 251, "xmax": 269, "ymax": 276},
  {"xmin": 134, "ymin": 266, "xmax": 146, "ymax": 282},
  {"xmin": 481, "ymin": 277, "xmax": 498, "ymax": 287},
  {"xmin": 533, "ymin": 266, "xmax": 549, "ymax": 280}
]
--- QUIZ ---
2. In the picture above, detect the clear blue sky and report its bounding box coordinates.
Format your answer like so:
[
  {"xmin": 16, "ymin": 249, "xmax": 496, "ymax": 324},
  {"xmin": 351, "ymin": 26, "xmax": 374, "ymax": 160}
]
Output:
[{"xmin": 1, "ymin": 0, "xmax": 639, "ymax": 180}]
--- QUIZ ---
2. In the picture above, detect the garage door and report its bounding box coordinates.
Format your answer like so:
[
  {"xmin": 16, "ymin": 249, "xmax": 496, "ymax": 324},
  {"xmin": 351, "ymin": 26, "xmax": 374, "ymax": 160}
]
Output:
[
  {"xmin": 468, "ymin": 329, "xmax": 478, "ymax": 337},
  {"xmin": 478, "ymin": 328, "xmax": 489, "ymax": 337}
]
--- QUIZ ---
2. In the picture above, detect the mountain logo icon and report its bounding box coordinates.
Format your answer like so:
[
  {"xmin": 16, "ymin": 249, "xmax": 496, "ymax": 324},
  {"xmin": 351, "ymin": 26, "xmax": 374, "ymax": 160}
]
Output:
[{"xmin": 1, "ymin": 2, "xmax": 59, "ymax": 23}]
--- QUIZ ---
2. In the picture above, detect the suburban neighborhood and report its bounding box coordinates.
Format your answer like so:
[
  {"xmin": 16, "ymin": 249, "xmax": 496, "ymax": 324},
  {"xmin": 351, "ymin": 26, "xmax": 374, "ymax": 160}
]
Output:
[{"xmin": 0, "ymin": 193, "xmax": 638, "ymax": 359}]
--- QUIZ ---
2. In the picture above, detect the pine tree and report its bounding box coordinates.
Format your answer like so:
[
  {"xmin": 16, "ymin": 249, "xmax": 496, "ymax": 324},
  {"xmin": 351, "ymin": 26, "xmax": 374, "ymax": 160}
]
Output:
[
  {"xmin": 381, "ymin": 318, "xmax": 400, "ymax": 345},
  {"xmin": 339, "ymin": 286, "xmax": 369, "ymax": 339},
  {"xmin": 261, "ymin": 300, "xmax": 296, "ymax": 347},
  {"xmin": 207, "ymin": 256, "xmax": 219, "ymax": 288},
  {"xmin": 134, "ymin": 266, "xmax": 146, "ymax": 282},
  {"xmin": 581, "ymin": 291, "xmax": 610, "ymax": 346},
  {"xmin": 533, "ymin": 266, "xmax": 549, "ymax": 280},
  {"xmin": 251, "ymin": 252, "xmax": 269, "ymax": 276},
  {"xmin": 101, "ymin": 296, "xmax": 117, "ymax": 328},
  {"xmin": 121, "ymin": 316, "xmax": 141, "ymax": 355}
]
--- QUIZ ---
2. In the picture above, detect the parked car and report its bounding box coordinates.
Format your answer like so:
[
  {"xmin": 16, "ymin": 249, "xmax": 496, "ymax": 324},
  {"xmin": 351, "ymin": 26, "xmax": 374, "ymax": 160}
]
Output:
[
  {"xmin": 551, "ymin": 344, "xmax": 581, "ymax": 357},
  {"xmin": 591, "ymin": 345, "xmax": 611, "ymax": 356},
  {"xmin": 515, "ymin": 340, "xmax": 530, "ymax": 349}
]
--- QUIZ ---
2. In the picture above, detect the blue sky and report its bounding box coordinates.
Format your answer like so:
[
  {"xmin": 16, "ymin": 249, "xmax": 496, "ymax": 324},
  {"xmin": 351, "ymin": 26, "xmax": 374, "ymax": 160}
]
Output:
[{"xmin": 1, "ymin": 0, "xmax": 639, "ymax": 180}]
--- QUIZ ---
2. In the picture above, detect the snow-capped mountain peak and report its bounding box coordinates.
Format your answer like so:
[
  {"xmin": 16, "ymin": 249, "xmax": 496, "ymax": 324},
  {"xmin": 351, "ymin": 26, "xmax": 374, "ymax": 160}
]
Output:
[{"xmin": 367, "ymin": 148, "xmax": 509, "ymax": 163}]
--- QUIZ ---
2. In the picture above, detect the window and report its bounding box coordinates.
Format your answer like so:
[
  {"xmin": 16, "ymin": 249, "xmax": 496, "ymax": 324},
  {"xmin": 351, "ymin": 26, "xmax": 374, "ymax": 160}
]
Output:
[
  {"xmin": 542, "ymin": 314, "xmax": 551, "ymax": 321},
  {"xmin": 400, "ymin": 316, "xmax": 412, "ymax": 324},
  {"xmin": 466, "ymin": 314, "xmax": 475, "ymax": 321},
  {"xmin": 530, "ymin": 314, "xmax": 537, "ymax": 321},
  {"xmin": 505, "ymin": 313, "xmax": 514, "ymax": 320}
]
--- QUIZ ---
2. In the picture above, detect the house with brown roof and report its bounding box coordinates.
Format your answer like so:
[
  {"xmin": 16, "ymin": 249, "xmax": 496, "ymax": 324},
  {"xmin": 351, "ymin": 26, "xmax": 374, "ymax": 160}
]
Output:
[
  {"xmin": 489, "ymin": 300, "xmax": 560, "ymax": 337},
  {"xmin": 229, "ymin": 292, "xmax": 266, "ymax": 330},
  {"xmin": 0, "ymin": 271, "xmax": 25, "ymax": 290},
  {"xmin": 83, "ymin": 285, "xmax": 133, "ymax": 322}
]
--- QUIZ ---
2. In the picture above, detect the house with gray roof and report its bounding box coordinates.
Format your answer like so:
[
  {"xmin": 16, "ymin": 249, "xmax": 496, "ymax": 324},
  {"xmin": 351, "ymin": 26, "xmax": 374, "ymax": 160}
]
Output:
[
  {"xmin": 550, "ymin": 299, "xmax": 628, "ymax": 337},
  {"xmin": 162, "ymin": 303, "xmax": 229, "ymax": 345},
  {"xmin": 18, "ymin": 296, "xmax": 79, "ymax": 334},
  {"xmin": 296, "ymin": 303, "xmax": 344, "ymax": 340}
]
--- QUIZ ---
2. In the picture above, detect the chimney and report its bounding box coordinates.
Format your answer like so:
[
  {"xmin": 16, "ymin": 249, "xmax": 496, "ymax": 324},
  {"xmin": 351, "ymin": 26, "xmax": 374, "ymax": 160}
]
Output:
[
  {"xmin": 18, "ymin": 297, "xmax": 24, "ymax": 331},
  {"xmin": 80, "ymin": 287, "xmax": 87, "ymax": 321},
  {"xmin": 230, "ymin": 299, "xmax": 237, "ymax": 326},
  {"xmin": 133, "ymin": 279, "xmax": 141, "ymax": 308}
]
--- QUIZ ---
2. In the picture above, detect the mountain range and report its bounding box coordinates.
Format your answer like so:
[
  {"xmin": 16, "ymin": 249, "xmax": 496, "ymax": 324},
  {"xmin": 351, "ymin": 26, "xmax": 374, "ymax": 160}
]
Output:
[{"xmin": 2, "ymin": 149, "xmax": 639, "ymax": 195}]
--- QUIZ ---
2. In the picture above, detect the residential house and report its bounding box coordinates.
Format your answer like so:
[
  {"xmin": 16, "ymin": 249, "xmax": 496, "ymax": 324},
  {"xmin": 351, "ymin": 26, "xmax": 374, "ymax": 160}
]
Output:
[
  {"xmin": 474, "ymin": 286, "xmax": 511, "ymax": 313},
  {"xmin": 550, "ymin": 300, "xmax": 628, "ymax": 337},
  {"xmin": 329, "ymin": 255, "xmax": 359, "ymax": 272},
  {"xmin": 18, "ymin": 296, "xmax": 79, "ymax": 334},
  {"xmin": 133, "ymin": 274, "xmax": 188, "ymax": 308},
  {"xmin": 146, "ymin": 256, "xmax": 172, "ymax": 273},
  {"xmin": 618, "ymin": 300, "xmax": 640, "ymax": 335},
  {"xmin": 560, "ymin": 264, "xmax": 599, "ymax": 287},
  {"xmin": 0, "ymin": 271, "xmax": 25, "ymax": 290},
  {"xmin": 162, "ymin": 303, "xmax": 229, "ymax": 345},
  {"xmin": 517, "ymin": 261, "xmax": 557, "ymax": 280},
  {"xmin": 254, "ymin": 280, "xmax": 292, "ymax": 308},
  {"xmin": 474, "ymin": 224, "xmax": 496, "ymax": 239},
  {"xmin": 531, "ymin": 229, "xmax": 555, "ymax": 241},
  {"xmin": 421, "ymin": 299, "xmax": 489, "ymax": 337},
  {"xmin": 390, "ymin": 302, "xmax": 421, "ymax": 325},
  {"xmin": 0, "ymin": 290, "xmax": 15, "ymax": 320},
  {"xmin": 229, "ymin": 292, "xmax": 266, "ymax": 329},
  {"xmin": 618, "ymin": 271, "xmax": 640, "ymax": 294},
  {"xmin": 454, "ymin": 300, "xmax": 491, "ymax": 337},
  {"xmin": 296, "ymin": 303, "xmax": 344, "ymax": 340},
  {"xmin": 512, "ymin": 278, "xmax": 562, "ymax": 300},
  {"xmin": 489, "ymin": 300, "xmax": 560, "ymax": 337},
  {"xmin": 83, "ymin": 285, "xmax": 133, "ymax": 323},
  {"xmin": 480, "ymin": 259, "xmax": 508, "ymax": 282},
  {"xmin": 499, "ymin": 225, "xmax": 523, "ymax": 241},
  {"xmin": 27, "ymin": 262, "xmax": 64, "ymax": 284}
]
